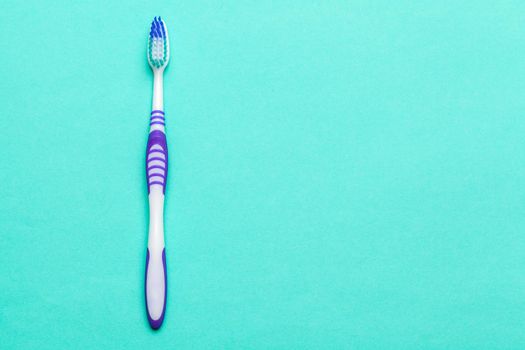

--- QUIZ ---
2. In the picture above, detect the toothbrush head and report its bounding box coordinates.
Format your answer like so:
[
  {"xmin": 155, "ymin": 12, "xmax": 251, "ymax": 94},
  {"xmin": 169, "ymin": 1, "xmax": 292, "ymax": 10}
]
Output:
[{"xmin": 147, "ymin": 17, "xmax": 170, "ymax": 70}]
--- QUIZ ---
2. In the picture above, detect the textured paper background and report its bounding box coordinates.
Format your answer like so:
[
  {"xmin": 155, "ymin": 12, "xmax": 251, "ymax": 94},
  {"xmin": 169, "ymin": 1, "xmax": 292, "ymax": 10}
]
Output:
[{"xmin": 1, "ymin": 1, "xmax": 525, "ymax": 349}]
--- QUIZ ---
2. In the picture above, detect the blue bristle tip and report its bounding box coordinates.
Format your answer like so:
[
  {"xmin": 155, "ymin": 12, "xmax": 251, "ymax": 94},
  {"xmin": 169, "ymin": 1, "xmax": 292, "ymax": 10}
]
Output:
[{"xmin": 149, "ymin": 16, "xmax": 166, "ymax": 39}]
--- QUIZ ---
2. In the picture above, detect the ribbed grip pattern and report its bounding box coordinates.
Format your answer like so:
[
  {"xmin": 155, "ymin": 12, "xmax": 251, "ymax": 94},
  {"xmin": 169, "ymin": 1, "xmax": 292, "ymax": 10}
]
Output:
[
  {"xmin": 150, "ymin": 109, "xmax": 166, "ymax": 127},
  {"xmin": 146, "ymin": 111, "xmax": 168, "ymax": 194}
]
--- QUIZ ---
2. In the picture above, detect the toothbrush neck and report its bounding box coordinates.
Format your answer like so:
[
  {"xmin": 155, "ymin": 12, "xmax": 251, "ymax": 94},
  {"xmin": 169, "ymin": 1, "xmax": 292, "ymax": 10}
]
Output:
[{"xmin": 152, "ymin": 70, "xmax": 164, "ymax": 111}]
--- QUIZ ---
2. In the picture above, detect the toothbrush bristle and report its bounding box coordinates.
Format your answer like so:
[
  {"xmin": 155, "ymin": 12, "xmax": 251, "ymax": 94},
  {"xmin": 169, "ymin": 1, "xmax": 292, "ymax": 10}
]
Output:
[{"xmin": 147, "ymin": 17, "xmax": 169, "ymax": 69}]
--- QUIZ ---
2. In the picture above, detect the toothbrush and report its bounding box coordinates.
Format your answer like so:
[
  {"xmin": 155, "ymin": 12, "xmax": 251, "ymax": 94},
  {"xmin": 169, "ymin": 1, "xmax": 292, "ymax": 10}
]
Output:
[{"xmin": 145, "ymin": 16, "xmax": 170, "ymax": 330}]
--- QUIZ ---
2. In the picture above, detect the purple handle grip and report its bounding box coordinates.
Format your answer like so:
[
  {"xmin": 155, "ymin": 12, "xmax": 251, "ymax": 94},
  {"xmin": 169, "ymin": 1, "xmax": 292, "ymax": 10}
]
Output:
[
  {"xmin": 145, "ymin": 110, "xmax": 168, "ymax": 329},
  {"xmin": 146, "ymin": 111, "xmax": 168, "ymax": 194}
]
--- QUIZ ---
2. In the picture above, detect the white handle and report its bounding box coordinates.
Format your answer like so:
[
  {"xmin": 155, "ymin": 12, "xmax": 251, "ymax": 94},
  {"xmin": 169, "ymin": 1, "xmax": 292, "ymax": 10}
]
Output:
[{"xmin": 145, "ymin": 190, "xmax": 166, "ymax": 329}]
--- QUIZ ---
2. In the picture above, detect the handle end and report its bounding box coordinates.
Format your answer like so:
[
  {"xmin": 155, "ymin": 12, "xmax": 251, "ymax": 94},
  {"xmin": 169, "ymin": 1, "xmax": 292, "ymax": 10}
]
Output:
[{"xmin": 145, "ymin": 248, "xmax": 167, "ymax": 330}]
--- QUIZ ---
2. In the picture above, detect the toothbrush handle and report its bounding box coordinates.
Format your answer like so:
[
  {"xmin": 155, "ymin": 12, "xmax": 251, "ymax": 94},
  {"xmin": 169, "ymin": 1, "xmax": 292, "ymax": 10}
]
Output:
[
  {"xmin": 145, "ymin": 247, "xmax": 166, "ymax": 329},
  {"xmin": 145, "ymin": 122, "xmax": 168, "ymax": 329}
]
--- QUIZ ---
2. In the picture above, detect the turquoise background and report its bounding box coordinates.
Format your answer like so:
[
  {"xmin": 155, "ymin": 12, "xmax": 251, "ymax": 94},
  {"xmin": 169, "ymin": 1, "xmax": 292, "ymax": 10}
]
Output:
[{"xmin": 1, "ymin": 1, "xmax": 525, "ymax": 348}]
